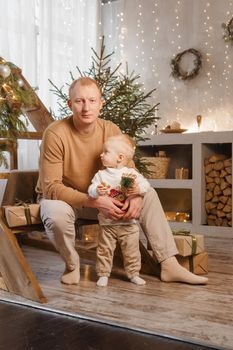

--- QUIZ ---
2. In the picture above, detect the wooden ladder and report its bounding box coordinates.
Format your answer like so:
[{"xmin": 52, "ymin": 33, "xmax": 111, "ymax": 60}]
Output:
[{"xmin": 0, "ymin": 68, "xmax": 53, "ymax": 303}]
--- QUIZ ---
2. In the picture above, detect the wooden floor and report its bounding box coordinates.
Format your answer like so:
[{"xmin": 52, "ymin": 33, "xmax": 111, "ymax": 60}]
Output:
[
  {"xmin": 0, "ymin": 300, "xmax": 215, "ymax": 350},
  {"xmin": 0, "ymin": 234, "xmax": 233, "ymax": 350}
]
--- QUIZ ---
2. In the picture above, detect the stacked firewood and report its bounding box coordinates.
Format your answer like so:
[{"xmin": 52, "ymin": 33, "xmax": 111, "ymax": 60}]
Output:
[{"xmin": 205, "ymin": 154, "xmax": 232, "ymax": 227}]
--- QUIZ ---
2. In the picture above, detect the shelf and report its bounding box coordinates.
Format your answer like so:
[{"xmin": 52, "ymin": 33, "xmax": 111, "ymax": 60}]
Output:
[
  {"xmin": 198, "ymin": 225, "xmax": 233, "ymax": 238},
  {"xmin": 141, "ymin": 132, "xmax": 196, "ymax": 145},
  {"xmin": 169, "ymin": 221, "xmax": 193, "ymax": 231},
  {"xmin": 149, "ymin": 179, "xmax": 193, "ymax": 189},
  {"xmin": 141, "ymin": 131, "xmax": 232, "ymax": 236}
]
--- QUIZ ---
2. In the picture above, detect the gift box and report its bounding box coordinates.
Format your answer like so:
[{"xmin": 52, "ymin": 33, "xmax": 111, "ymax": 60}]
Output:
[
  {"xmin": 176, "ymin": 252, "xmax": 208, "ymax": 275},
  {"xmin": 4, "ymin": 204, "xmax": 41, "ymax": 227},
  {"xmin": 173, "ymin": 232, "xmax": 204, "ymax": 257}
]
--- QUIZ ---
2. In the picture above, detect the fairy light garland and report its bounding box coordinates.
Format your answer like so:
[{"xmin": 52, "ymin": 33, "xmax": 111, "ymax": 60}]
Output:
[
  {"xmin": 169, "ymin": 0, "xmax": 182, "ymax": 120},
  {"xmin": 220, "ymin": 4, "xmax": 233, "ymax": 128},
  {"xmin": 100, "ymin": 0, "xmax": 233, "ymax": 131},
  {"xmin": 202, "ymin": 2, "xmax": 213, "ymax": 117},
  {"xmin": 152, "ymin": 2, "xmax": 160, "ymax": 84}
]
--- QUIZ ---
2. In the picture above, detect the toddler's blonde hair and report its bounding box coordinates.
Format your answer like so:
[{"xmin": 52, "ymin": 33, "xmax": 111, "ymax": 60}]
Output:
[{"xmin": 104, "ymin": 134, "xmax": 135, "ymax": 160}]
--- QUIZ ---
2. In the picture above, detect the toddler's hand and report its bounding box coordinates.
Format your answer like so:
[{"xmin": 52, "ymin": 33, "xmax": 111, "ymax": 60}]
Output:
[{"xmin": 97, "ymin": 182, "xmax": 110, "ymax": 196}]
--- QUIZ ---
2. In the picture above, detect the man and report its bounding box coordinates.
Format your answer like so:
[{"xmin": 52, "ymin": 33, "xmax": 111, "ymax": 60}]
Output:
[{"xmin": 37, "ymin": 77, "xmax": 208, "ymax": 285}]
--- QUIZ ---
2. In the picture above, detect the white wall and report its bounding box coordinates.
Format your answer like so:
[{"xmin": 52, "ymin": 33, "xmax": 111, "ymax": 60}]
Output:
[{"xmin": 101, "ymin": 0, "xmax": 233, "ymax": 132}]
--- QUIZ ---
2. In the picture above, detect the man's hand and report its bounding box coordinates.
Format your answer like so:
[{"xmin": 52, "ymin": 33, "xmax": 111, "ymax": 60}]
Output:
[
  {"xmin": 121, "ymin": 195, "xmax": 143, "ymax": 220},
  {"xmin": 86, "ymin": 195, "xmax": 125, "ymax": 220}
]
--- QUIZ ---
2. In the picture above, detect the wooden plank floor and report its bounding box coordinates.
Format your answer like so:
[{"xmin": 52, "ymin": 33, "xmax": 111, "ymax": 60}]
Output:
[
  {"xmin": 0, "ymin": 301, "xmax": 216, "ymax": 350},
  {"xmin": 0, "ymin": 234, "xmax": 233, "ymax": 350}
]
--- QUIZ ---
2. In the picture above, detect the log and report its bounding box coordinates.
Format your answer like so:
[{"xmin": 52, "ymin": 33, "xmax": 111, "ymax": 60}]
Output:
[
  {"xmin": 205, "ymin": 163, "xmax": 213, "ymax": 174},
  {"xmin": 204, "ymin": 158, "xmax": 211, "ymax": 166},
  {"xmin": 216, "ymin": 210, "xmax": 226, "ymax": 218},
  {"xmin": 209, "ymin": 208, "xmax": 217, "ymax": 215},
  {"xmin": 205, "ymin": 154, "xmax": 232, "ymax": 227},
  {"xmin": 206, "ymin": 176, "xmax": 214, "ymax": 183},
  {"xmin": 223, "ymin": 187, "xmax": 231, "ymax": 196},
  {"xmin": 213, "ymin": 185, "xmax": 221, "ymax": 196},
  {"xmin": 213, "ymin": 161, "xmax": 224, "ymax": 171},
  {"xmin": 223, "ymin": 204, "xmax": 232, "ymax": 213},
  {"xmin": 220, "ymin": 181, "xmax": 229, "ymax": 191},
  {"xmin": 220, "ymin": 170, "xmax": 227, "ymax": 178},
  {"xmin": 206, "ymin": 182, "xmax": 215, "ymax": 191},
  {"xmin": 207, "ymin": 214, "xmax": 217, "ymax": 220},
  {"xmin": 205, "ymin": 202, "xmax": 217, "ymax": 212},
  {"xmin": 224, "ymin": 158, "xmax": 232, "ymax": 167},
  {"xmin": 221, "ymin": 218, "xmax": 229, "ymax": 227},
  {"xmin": 219, "ymin": 196, "xmax": 228, "ymax": 204},
  {"xmin": 212, "ymin": 196, "xmax": 220, "ymax": 203},
  {"xmin": 209, "ymin": 170, "xmax": 220, "ymax": 178},
  {"xmin": 215, "ymin": 217, "xmax": 223, "ymax": 226},
  {"xmin": 209, "ymin": 154, "xmax": 227, "ymax": 162},
  {"xmin": 205, "ymin": 191, "xmax": 213, "ymax": 201},
  {"xmin": 217, "ymin": 202, "xmax": 224, "ymax": 210},
  {"xmin": 207, "ymin": 219, "xmax": 215, "ymax": 226},
  {"xmin": 226, "ymin": 175, "xmax": 232, "ymax": 184}
]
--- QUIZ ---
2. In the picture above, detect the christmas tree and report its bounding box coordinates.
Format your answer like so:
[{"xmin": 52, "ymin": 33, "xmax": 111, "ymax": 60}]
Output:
[
  {"xmin": 0, "ymin": 56, "xmax": 37, "ymax": 168},
  {"xmin": 50, "ymin": 37, "xmax": 160, "ymax": 173}
]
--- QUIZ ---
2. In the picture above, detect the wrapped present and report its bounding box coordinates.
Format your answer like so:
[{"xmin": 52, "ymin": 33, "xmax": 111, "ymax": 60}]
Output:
[
  {"xmin": 176, "ymin": 252, "xmax": 208, "ymax": 275},
  {"xmin": 4, "ymin": 203, "xmax": 41, "ymax": 227},
  {"xmin": 173, "ymin": 230, "xmax": 204, "ymax": 257}
]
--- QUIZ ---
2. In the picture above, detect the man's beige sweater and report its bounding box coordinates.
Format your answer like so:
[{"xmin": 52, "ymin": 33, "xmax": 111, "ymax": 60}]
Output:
[{"xmin": 37, "ymin": 116, "xmax": 121, "ymax": 208}]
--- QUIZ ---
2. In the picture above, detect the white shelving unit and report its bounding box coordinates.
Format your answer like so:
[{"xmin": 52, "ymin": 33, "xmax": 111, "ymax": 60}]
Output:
[{"xmin": 140, "ymin": 131, "xmax": 233, "ymax": 237}]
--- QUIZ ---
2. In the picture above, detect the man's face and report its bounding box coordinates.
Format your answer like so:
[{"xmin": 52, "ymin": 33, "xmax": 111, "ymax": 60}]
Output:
[{"xmin": 68, "ymin": 82, "xmax": 103, "ymax": 128}]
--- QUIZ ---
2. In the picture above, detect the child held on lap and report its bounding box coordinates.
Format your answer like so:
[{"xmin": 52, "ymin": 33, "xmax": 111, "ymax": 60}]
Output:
[{"xmin": 88, "ymin": 134, "xmax": 151, "ymax": 287}]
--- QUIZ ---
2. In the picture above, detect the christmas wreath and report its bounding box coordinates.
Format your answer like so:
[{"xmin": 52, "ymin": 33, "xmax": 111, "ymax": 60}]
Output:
[
  {"xmin": 222, "ymin": 16, "xmax": 233, "ymax": 42},
  {"xmin": 170, "ymin": 48, "xmax": 202, "ymax": 80}
]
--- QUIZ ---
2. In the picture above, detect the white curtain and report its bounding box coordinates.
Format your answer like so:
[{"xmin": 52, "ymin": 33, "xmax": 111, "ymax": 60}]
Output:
[
  {"xmin": 37, "ymin": 0, "xmax": 101, "ymax": 115},
  {"xmin": 0, "ymin": 0, "xmax": 38, "ymax": 170},
  {"xmin": 0, "ymin": 0, "xmax": 37, "ymax": 86},
  {"xmin": 0, "ymin": 0, "xmax": 101, "ymax": 170}
]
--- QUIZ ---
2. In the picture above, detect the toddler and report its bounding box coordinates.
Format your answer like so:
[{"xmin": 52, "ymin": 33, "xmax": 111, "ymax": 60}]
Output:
[{"xmin": 88, "ymin": 134, "xmax": 151, "ymax": 287}]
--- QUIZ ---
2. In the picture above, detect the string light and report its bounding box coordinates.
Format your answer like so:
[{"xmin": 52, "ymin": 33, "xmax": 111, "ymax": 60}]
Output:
[
  {"xmin": 169, "ymin": 0, "xmax": 182, "ymax": 121},
  {"xmin": 100, "ymin": 0, "xmax": 233, "ymax": 131},
  {"xmin": 152, "ymin": 2, "xmax": 159, "ymax": 83}
]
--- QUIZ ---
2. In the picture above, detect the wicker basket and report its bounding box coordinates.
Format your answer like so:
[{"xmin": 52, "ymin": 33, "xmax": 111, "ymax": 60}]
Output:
[{"xmin": 142, "ymin": 156, "xmax": 171, "ymax": 179}]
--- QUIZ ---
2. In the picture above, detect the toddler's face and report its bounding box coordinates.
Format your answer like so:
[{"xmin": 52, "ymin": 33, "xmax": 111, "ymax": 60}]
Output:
[{"xmin": 100, "ymin": 143, "xmax": 119, "ymax": 168}]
